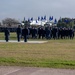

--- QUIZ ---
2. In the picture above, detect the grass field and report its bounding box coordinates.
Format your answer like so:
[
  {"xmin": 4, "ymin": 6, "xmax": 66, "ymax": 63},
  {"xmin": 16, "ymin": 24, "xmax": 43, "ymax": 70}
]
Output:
[{"xmin": 0, "ymin": 32, "xmax": 75, "ymax": 69}]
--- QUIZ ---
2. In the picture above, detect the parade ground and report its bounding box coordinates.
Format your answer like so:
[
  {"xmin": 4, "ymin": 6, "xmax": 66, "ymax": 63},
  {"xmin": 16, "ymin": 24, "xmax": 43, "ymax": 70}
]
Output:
[{"xmin": 0, "ymin": 39, "xmax": 75, "ymax": 75}]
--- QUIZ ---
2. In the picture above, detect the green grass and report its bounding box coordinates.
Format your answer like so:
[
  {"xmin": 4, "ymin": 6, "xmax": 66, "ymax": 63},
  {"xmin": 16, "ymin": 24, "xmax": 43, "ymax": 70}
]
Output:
[
  {"xmin": 0, "ymin": 32, "xmax": 17, "ymax": 40},
  {"xmin": 0, "ymin": 32, "xmax": 75, "ymax": 69}
]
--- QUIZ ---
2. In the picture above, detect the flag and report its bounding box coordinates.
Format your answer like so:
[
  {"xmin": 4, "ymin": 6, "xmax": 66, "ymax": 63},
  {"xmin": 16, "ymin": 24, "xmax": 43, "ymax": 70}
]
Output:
[
  {"xmin": 44, "ymin": 15, "xmax": 46, "ymax": 20},
  {"xmin": 41, "ymin": 16, "xmax": 43, "ymax": 21},
  {"xmin": 54, "ymin": 18, "xmax": 57, "ymax": 24},
  {"xmin": 51, "ymin": 16, "xmax": 53, "ymax": 20},
  {"xmin": 49, "ymin": 16, "xmax": 52, "ymax": 21},
  {"xmin": 28, "ymin": 18, "xmax": 30, "ymax": 22},
  {"xmin": 49, "ymin": 16, "xmax": 53, "ymax": 21},
  {"xmin": 38, "ymin": 16, "xmax": 40, "ymax": 21},
  {"xmin": 31, "ymin": 17, "xmax": 33, "ymax": 21}
]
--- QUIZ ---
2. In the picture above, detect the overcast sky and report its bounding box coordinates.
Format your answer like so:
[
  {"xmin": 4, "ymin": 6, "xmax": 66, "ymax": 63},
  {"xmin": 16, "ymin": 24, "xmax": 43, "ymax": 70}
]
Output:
[{"xmin": 0, "ymin": 0, "xmax": 75, "ymax": 21}]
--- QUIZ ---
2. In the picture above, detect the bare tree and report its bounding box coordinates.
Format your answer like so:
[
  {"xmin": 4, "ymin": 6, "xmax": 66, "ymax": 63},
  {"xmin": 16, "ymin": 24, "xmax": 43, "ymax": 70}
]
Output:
[{"xmin": 2, "ymin": 18, "xmax": 20, "ymax": 27}]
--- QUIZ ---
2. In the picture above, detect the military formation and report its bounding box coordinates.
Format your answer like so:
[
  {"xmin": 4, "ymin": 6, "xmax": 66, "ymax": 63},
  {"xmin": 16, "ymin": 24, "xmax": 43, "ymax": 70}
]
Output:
[
  {"xmin": 28, "ymin": 26, "xmax": 74, "ymax": 40},
  {"xmin": 4, "ymin": 25, "xmax": 74, "ymax": 42}
]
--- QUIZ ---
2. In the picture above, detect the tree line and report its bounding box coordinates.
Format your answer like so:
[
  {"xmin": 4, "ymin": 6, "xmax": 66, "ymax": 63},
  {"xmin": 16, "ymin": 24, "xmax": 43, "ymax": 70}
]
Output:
[{"xmin": 0, "ymin": 17, "xmax": 75, "ymax": 29}]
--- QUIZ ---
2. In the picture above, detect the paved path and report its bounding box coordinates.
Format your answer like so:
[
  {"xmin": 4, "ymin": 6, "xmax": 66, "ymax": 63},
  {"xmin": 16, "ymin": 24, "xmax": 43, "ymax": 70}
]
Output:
[
  {"xmin": 0, "ymin": 40, "xmax": 48, "ymax": 43},
  {"xmin": 0, "ymin": 66, "xmax": 75, "ymax": 75}
]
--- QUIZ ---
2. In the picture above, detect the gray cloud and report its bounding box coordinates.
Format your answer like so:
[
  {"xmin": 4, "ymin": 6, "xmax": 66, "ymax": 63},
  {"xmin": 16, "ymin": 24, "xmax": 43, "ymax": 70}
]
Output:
[{"xmin": 0, "ymin": 0, "xmax": 75, "ymax": 21}]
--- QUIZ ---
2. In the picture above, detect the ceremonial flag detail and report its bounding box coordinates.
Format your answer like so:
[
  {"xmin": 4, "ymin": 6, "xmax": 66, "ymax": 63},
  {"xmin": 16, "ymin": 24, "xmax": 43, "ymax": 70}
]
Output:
[
  {"xmin": 44, "ymin": 15, "xmax": 46, "ymax": 20},
  {"xmin": 54, "ymin": 18, "xmax": 57, "ymax": 24},
  {"xmin": 49, "ymin": 16, "xmax": 53, "ymax": 21},
  {"xmin": 38, "ymin": 17, "xmax": 40, "ymax": 21},
  {"xmin": 31, "ymin": 17, "xmax": 33, "ymax": 21},
  {"xmin": 41, "ymin": 16, "xmax": 43, "ymax": 21}
]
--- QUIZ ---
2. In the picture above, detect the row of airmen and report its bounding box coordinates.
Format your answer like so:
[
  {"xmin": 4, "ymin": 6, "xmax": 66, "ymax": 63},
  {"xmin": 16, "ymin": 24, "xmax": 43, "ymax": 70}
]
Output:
[
  {"xmin": 4, "ymin": 25, "xmax": 74, "ymax": 42},
  {"xmin": 29, "ymin": 26, "xmax": 74, "ymax": 39}
]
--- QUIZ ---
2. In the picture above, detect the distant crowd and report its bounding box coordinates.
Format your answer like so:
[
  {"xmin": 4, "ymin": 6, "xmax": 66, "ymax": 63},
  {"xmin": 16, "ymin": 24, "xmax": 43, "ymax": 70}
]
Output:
[
  {"xmin": 4, "ymin": 25, "xmax": 74, "ymax": 42},
  {"xmin": 28, "ymin": 26, "xmax": 74, "ymax": 39}
]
